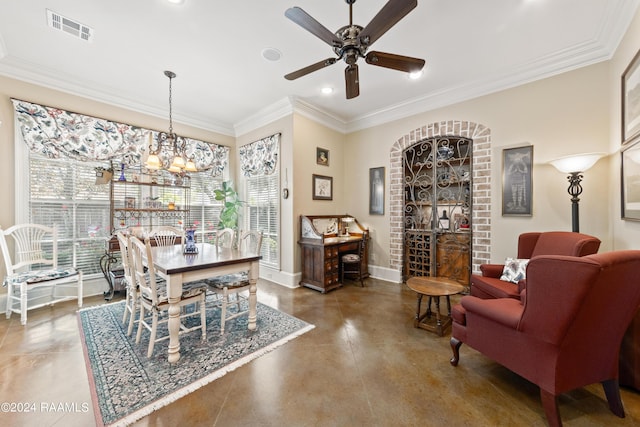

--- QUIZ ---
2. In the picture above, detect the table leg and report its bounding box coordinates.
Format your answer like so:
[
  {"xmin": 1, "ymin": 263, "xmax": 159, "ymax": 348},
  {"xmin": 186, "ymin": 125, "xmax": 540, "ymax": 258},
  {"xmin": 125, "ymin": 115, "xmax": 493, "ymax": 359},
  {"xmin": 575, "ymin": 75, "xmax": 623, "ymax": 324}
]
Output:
[
  {"xmin": 435, "ymin": 296, "xmax": 443, "ymax": 336},
  {"xmin": 446, "ymin": 295, "xmax": 452, "ymax": 316},
  {"xmin": 166, "ymin": 274, "xmax": 182, "ymax": 363},
  {"xmin": 248, "ymin": 261, "xmax": 258, "ymax": 331},
  {"xmin": 414, "ymin": 294, "xmax": 423, "ymax": 327}
]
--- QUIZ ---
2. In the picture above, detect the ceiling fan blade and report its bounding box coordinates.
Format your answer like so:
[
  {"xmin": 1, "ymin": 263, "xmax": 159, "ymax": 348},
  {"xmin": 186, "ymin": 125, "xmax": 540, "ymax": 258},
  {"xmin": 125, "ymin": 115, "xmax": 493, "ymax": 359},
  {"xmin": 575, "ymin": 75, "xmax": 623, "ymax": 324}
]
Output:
[
  {"xmin": 285, "ymin": 7, "xmax": 342, "ymax": 48},
  {"xmin": 359, "ymin": 0, "xmax": 418, "ymax": 47},
  {"xmin": 345, "ymin": 65, "xmax": 360, "ymax": 99},
  {"xmin": 285, "ymin": 58, "xmax": 338, "ymax": 80},
  {"xmin": 365, "ymin": 51, "xmax": 425, "ymax": 73}
]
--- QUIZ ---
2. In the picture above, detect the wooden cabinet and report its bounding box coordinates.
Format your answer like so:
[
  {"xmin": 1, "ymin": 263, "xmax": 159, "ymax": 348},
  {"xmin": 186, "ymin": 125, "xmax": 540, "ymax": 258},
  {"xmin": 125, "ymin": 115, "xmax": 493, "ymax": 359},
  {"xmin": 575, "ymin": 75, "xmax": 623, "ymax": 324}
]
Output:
[
  {"xmin": 298, "ymin": 215, "xmax": 369, "ymax": 293},
  {"xmin": 403, "ymin": 137, "xmax": 472, "ymax": 285}
]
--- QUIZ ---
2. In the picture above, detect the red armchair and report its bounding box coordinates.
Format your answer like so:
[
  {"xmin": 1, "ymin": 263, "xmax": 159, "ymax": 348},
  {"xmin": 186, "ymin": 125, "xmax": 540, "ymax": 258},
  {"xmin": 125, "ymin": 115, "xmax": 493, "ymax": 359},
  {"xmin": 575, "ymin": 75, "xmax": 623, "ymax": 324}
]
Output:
[
  {"xmin": 471, "ymin": 231, "xmax": 601, "ymax": 299},
  {"xmin": 450, "ymin": 250, "xmax": 640, "ymax": 426}
]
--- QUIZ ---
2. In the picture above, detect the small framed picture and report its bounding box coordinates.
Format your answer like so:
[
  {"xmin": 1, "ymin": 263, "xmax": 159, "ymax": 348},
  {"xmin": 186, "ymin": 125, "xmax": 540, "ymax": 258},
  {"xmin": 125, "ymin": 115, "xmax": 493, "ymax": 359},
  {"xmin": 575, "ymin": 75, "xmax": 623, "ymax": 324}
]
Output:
[
  {"xmin": 124, "ymin": 197, "xmax": 136, "ymax": 209},
  {"xmin": 622, "ymin": 48, "xmax": 640, "ymax": 144},
  {"xmin": 621, "ymin": 137, "xmax": 640, "ymax": 220},
  {"xmin": 502, "ymin": 145, "xmax": 533, "ymax": 216},
  {"xmin": 369, "ymin": 167, "xmax": 385, "ymax": 215},
  {"xmin": 316, "ymin": 147, "xmax": 329, "ymax": 166},
  {"xmin": 312, "ymin": 174, "xmax": 333, "ymax": 200}
]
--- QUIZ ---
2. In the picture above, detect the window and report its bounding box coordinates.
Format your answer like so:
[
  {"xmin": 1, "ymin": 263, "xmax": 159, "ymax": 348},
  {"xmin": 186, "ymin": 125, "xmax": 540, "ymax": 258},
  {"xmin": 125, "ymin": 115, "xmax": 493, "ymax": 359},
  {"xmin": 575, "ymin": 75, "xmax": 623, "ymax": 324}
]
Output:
[
  {"xmin": 189, "ymin": 172, "xmax": 225, "ymax": 244},
  {"xmin": 245, "ymin": 173, "xmax": 279, "ymax": 268},
  {"xmin": 28, "ymin": 154, "xmax": 111, "ymax": 276}
]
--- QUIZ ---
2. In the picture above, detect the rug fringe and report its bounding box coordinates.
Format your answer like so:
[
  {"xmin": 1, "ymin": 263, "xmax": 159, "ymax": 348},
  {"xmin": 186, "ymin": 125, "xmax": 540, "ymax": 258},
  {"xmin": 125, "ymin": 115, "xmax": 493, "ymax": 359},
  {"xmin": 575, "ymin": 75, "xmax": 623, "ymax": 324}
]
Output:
[{"xmin": 108, "ymin": 323, "xmax": 315, "ymax": 427}]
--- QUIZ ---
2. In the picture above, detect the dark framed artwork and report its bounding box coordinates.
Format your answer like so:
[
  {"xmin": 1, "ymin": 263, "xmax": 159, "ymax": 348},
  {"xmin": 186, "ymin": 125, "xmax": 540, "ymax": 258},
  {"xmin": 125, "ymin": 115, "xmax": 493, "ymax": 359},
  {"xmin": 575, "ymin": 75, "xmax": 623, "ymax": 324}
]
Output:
[
  {"xmin": 621, "ymin": 137, "xmax": 640, "ymax": 220},
  {"xmin": 124, "ymin": 196, "xmax": 136, "ymax": 209},
  {"xmin": 502, "ymin": 145, "xmax": 533, "ymax": 216},
  {"xmin": 623, "ymin": 48, "xmax": 640, "ymax": 144},
  {"xmin": 369, "ymin": 167, "xmax": 385, "ymax": 215},
  {"xmin": 312, "ymin": 174, "xmax": 332, "ymax": 200},
  {"xmin": 316, "ymin": 147, "xmax": 329, "ymax": 166}
]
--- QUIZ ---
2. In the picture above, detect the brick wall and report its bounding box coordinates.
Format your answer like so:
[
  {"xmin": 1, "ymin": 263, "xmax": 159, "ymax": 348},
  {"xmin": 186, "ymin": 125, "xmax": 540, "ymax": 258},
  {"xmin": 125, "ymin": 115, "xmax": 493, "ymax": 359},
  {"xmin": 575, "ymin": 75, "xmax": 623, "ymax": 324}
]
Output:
[{"xmin": 389, "ymin": 120, "xmax": 491, "ymax": 275}]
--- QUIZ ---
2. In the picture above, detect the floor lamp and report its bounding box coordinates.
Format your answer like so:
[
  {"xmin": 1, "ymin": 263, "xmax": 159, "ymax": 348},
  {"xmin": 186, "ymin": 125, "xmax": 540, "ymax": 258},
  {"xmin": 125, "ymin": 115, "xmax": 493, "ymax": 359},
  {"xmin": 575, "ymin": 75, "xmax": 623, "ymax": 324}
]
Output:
[{"xmin": 549, "ymin": 153, "xmax": 605, "ymax": 233}]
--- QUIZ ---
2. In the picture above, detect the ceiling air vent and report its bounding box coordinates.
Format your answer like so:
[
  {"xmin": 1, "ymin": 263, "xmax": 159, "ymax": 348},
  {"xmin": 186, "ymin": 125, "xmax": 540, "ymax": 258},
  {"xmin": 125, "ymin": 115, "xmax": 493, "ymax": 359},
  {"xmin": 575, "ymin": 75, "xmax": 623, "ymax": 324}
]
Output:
[{"xmin": 46, "ymin": 9, "xmax": 93, "ymax": 42}]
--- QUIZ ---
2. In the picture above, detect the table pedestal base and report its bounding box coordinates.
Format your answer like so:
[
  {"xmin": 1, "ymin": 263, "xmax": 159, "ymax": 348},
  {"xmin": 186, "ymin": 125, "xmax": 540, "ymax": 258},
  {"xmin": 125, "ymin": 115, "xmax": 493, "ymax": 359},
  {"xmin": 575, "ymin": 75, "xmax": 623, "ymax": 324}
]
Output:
[{"xmin": 414, "ymin": 295, "xmax": 453, "ymax": 337}]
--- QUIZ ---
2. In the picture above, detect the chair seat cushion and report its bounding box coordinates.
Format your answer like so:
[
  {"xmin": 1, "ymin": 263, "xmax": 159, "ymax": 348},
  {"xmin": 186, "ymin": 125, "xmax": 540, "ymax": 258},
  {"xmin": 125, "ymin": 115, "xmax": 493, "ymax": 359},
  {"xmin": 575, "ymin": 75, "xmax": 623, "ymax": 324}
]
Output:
[
  {"xmin": 141, "ymin": 279, "xmax": 206, "ymax": 304},
  {"xmin": 342, "ymin": 254, "xmax": 361, "ymax": 263},
  {"xmin": 205, "ymin": 273, "xmax": 249, "ymax": 290},
  {"xmin": 3, "ymin": 268, "xmax": 79, "ymax": 287}
]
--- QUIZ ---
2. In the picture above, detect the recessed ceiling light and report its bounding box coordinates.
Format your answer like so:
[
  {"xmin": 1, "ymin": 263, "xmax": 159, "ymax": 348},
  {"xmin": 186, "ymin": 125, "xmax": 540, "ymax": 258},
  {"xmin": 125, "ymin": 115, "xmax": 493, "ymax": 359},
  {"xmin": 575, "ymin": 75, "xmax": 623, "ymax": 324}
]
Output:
[
  {"xmin": 321, "ymin": 87, "xmax": 334, "ymax": 95},
  {"xmin": 167, "ymin": 0, "xmax": 185, "ymax": 4},
  {"xmin": 409, "ymin": 70, "xmax": 423, "ymax": 80},
  {"xmin": 261, "ymin": 47, "xmax": 282, "ymax": 62}
]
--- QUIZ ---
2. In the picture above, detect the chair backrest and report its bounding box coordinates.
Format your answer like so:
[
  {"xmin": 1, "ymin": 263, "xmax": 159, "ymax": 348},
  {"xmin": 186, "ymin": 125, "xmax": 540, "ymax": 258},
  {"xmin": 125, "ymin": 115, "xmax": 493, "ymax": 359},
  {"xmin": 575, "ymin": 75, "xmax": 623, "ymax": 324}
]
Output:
[
  {"xmin": 517, "ymin": 231, "xmax": 601, "ymax": 259},
  {"xmin": 148, "ymin": 226, "xmax": 184, "ymax": 247},
  {"xmin": 129, "ymin": 236, "xmax": 160, "ymax": 306},
  {"xmin": 115, "ymin": 232, "xmax": 133, "ymax": 288},
  {"xmin": 238, "ymin": 230, "xmax": 263, "ymax": 254},
  {"xmin": 0, "ymin": 224, "xmax": 58, "ymax": 275},
  {"xmin": 215, "ymin": 228, "xmax": 236, "ymax": 249},
  {"xmin": 521, "ymin": 251, "xmax": 640, "ymax": 372}
]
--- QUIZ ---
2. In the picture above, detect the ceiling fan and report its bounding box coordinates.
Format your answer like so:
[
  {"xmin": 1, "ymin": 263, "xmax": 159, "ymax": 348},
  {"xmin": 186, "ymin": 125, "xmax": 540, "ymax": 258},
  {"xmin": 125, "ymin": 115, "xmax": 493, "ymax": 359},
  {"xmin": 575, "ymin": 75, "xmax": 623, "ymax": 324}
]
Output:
[{"xmin": 284, "ymin": 0, "xmax": 426, "ymax": 99}]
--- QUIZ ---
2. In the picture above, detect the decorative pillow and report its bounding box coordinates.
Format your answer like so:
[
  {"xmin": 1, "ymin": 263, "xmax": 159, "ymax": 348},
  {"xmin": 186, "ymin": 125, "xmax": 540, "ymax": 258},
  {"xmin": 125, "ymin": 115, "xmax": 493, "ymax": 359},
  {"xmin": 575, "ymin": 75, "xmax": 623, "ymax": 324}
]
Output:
[{"xmin": 500, "ymin": 258, "xmax": 529, "ymax": 284}]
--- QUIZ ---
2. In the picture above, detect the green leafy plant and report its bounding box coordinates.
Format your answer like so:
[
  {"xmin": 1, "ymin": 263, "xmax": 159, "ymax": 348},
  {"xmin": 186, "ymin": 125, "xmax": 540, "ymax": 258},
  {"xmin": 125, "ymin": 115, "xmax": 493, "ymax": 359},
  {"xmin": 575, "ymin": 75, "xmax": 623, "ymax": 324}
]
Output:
[{"xmin": 214, "ymin": 181, "xmax": 243, "ymax": 230}]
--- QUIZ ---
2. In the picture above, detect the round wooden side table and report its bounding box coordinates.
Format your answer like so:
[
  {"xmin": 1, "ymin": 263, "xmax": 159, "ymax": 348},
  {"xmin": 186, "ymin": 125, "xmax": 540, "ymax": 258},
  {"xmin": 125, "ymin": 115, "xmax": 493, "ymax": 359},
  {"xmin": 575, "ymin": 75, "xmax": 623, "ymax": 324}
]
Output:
[{"xmin": 406, "ymin": 276, "xmax": 465, "ymax": 337}]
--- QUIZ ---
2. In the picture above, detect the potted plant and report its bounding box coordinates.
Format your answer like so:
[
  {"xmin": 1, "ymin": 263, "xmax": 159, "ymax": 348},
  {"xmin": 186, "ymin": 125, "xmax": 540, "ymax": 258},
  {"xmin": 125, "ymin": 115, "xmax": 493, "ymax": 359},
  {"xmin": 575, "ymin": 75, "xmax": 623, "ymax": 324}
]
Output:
[{"xmin": 214, "ymin": 180, "xmax": 243, "ymax": 230}]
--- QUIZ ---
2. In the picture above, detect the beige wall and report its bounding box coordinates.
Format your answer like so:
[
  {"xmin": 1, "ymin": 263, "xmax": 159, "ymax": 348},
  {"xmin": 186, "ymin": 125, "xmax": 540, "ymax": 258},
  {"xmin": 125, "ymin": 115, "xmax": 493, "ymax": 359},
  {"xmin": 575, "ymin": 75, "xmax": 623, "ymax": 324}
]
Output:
[
  {"xmin": 610, "ymin": 6, "xmax": 640, "ymax": 250},
  {"xmin": 347, "ymin": 62, "xmax": 612, "ymax": 269}
]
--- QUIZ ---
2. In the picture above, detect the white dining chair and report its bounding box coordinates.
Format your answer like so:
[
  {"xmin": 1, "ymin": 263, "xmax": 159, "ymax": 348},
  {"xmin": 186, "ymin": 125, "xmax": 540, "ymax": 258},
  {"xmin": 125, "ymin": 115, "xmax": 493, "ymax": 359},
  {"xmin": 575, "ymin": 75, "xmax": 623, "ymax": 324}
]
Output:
[
  {"xmin": 116, "ymin": 232, "xmax": 138, "ymax": 336},
  {"xmin": 215, "ymin": 228, "xmax": 236, "ymax": 249},
  {"xmin": 1, "ymin": 224, "xmax": 83, "ymax": 325},
  {"xmin": 206, "ymin": 230, "xmax": 262, "ymax": 334},
  {"xmin": 130, "ymin": 235, "xmax": 207, "ymax": 358},
  {"xmin": 148, "ymin": 225, "xmax": 184, "ymax": 248}
]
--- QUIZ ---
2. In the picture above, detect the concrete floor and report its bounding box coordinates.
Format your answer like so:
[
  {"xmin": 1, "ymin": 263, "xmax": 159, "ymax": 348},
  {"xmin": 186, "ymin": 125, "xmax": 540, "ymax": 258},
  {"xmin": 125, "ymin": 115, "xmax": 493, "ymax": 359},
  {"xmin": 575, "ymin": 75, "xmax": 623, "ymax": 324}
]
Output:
[{"xmin": 1, "ymin": 278, "xmax": 640, "ymax": 426}]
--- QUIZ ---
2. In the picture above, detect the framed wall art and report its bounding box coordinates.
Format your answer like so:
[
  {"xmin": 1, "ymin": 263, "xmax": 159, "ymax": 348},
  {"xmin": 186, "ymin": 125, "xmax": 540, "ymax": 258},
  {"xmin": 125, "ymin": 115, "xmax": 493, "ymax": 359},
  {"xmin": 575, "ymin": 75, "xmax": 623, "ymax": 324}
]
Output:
[
  {"xmin": 369, "ymin": 167, "xmax": 385, "ymax": 215},
  {"xmin": 623, "ymin": 48, "xmax": 640, "ymax": 144},
  {"xmin": 312, "ymin": 174, "xmax": 333, "ymax": 200},
  {"xmin": 316, "ymin": 147, "xmax": 329, "ymax": 166},
  {"xmin": 621, "ymin": 138, "xmax": 640, "ymax": 220},
  {"xmin": 502, "ymin": 145, "xmax": 533, "ymax": 216}
]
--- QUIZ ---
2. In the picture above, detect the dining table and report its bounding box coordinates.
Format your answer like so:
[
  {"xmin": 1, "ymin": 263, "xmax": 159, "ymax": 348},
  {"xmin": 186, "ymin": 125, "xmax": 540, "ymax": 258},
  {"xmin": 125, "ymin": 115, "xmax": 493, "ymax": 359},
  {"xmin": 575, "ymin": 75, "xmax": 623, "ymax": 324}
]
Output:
[{"xmin": 149, "ymin": 242, "xmax": 261, "ymax": 363}]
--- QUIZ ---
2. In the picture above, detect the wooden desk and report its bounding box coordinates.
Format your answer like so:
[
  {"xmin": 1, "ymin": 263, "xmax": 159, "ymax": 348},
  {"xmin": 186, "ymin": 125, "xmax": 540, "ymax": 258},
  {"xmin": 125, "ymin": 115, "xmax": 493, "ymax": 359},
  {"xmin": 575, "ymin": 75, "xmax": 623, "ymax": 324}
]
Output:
[
  {"xmin": 150, "ymin": 243, "xmax": 261, "ymax": 363},
  {"xmin": 407, "ymin": 276, "xmax": 464, "ymax": 336},
  {"xmin": 299, "ymin": 235, "xmax": 368, "ymax": 293},
  {"xmin": 298, "ymin": 214, "xmax": 369, "ymax": 293}
]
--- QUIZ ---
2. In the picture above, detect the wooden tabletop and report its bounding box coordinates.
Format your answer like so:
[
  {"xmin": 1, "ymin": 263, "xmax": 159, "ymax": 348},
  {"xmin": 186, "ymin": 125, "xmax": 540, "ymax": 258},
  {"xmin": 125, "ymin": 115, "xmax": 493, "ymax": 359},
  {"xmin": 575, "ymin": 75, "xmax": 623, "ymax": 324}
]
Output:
[{"xmin": 406, "ymin": 276, "xmax": 465, "ymax": 297}]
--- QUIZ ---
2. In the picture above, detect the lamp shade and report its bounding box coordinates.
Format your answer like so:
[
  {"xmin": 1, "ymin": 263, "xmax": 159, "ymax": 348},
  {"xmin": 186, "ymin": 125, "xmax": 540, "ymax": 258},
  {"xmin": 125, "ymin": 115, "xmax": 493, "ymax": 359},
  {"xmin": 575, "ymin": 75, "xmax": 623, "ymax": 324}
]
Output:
[
  {"xmin": 549, "ymin": 152, "xmax": 606, "ymax": 173},
  {"xmin": 146, "ymin": 153, "xmax": 162, "ymax": 170}
]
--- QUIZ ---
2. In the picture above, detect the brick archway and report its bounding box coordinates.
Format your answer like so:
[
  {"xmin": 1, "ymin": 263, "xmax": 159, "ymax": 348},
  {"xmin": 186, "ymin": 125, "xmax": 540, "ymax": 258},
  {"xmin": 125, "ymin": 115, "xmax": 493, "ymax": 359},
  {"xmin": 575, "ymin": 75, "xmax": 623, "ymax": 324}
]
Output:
[{"xmin": 389, "ymin": 120, "xmax": 491, "ymax": 276}]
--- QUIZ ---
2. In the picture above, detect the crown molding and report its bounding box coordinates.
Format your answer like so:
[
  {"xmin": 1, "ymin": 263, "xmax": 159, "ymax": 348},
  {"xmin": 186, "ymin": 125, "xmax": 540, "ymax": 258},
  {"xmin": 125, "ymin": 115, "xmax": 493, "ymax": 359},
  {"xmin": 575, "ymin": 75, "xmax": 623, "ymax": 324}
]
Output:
[{"xmin": 0, "ymin": 56, "xmax": 236, "ymax": 136}]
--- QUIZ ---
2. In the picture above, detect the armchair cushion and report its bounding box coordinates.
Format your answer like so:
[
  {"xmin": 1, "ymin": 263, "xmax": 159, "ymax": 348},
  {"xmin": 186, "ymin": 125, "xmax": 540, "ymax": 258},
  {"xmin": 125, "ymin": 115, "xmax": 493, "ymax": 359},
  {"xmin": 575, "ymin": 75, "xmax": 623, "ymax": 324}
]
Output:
[{"xmin": 499, "ymin": 258, "xmax": 529, "ymax": 283}]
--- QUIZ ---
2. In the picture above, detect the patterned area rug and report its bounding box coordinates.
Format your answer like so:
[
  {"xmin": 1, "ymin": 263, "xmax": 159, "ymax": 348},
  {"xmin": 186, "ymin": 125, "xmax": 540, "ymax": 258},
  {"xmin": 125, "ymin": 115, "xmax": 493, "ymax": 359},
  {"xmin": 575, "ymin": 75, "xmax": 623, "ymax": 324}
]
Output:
[{"xmin": 78, "ymin": 300, "xmax": 314, "ymax": 427}]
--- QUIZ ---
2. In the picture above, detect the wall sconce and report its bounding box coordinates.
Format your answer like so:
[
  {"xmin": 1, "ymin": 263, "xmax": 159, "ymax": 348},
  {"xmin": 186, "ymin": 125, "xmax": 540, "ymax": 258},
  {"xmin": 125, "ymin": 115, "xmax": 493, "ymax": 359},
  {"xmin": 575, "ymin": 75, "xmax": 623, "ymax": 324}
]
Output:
[{"xmin": 549, "ymin": 152, "xmax": 606, "ymax": 232}]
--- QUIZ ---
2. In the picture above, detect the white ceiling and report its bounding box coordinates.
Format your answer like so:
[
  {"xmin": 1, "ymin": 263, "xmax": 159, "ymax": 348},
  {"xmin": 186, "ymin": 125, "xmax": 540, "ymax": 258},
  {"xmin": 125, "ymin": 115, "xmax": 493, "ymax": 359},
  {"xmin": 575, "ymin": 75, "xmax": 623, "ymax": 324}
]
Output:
[{"xmin": 0, "ymin": 0, "xmax": 638, "ymax": 136}]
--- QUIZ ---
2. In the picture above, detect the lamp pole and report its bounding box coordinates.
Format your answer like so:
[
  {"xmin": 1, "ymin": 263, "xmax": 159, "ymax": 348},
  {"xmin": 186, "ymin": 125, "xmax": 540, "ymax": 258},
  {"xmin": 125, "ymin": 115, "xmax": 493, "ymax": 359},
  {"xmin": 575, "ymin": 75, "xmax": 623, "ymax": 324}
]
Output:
[{"xmin": 566, "ymin": 172, "xmax": 583, "ymax": 233}]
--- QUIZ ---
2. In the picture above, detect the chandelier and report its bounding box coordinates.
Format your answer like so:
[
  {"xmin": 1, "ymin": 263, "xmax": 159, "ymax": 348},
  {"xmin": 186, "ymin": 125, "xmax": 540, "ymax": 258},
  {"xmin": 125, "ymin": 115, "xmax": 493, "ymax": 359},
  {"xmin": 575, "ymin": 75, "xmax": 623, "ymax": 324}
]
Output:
[{"xmin": 146, "ymin": 70, "xmax": 197, "ymax": 173}]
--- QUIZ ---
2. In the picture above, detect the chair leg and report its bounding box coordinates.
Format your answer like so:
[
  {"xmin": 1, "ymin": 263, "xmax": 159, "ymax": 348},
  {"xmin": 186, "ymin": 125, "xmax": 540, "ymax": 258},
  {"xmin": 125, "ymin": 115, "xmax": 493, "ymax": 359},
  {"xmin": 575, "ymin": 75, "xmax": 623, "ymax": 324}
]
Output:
[
  {"xmin": 602, "ymin": 379, "xmax": 625, "ymax": 418},
  {"xmin": 122, "ymin": 290, "xmax": 130, "ymax": 324},
  {"xmin": 450, "ymin": 337, "xmax": 462, "ymax": 366},
  {"xmin": 200, "ymin": 294, "xmax": 207, "ymax": 340},
  {"xmin": 5, "ymin": 283, "xmax": 12, "ymax": 319},
  {"xmin": 20, "ymin": 283, "xmax": 28, "ymax": 326},
  {"xmin": 540, "ymin": 389, "xmax": 562, "ymax": 427},
  {"xmin": 148, "ymin": 311, "xmax": 158, "ymax": 358},
  {"xmin": 127, "ymin": 299, "xmax": 136, "ymax": 337},
  {"xmin": 136, "ymin": 306, "xmax": 145, "ymax": 344},
  {"xmin": 77, "ymin": 274, "xmax": 83, "ymax": 307},
  {"xmin": 220, "ymin": 288, "xmax": 229, "ymax": 334}
]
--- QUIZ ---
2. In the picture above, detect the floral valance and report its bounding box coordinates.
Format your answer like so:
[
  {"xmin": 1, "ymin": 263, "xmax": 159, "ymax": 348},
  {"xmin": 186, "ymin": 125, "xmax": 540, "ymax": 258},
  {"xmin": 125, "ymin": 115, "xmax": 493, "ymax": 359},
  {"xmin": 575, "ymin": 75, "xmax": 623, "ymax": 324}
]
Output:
[
  {"xmin": 239, "ymin": 133, "xmax": 280, "ymax": 177},
  {"xmin": 12, "ymin": 99, "xmax": 229, "ymax": 176}
]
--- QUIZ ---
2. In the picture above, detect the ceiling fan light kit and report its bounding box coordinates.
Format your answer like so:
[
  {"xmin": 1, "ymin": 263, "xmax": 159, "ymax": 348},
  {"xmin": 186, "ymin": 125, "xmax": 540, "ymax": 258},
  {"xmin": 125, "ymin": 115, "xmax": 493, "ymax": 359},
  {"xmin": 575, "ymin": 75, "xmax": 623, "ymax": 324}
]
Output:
[{"xmin": 284, "ymin": 0, "xmax": 426, "ymax": 99}]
